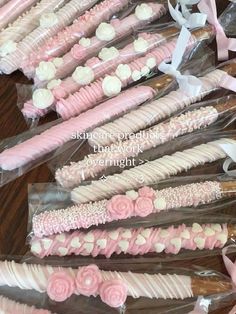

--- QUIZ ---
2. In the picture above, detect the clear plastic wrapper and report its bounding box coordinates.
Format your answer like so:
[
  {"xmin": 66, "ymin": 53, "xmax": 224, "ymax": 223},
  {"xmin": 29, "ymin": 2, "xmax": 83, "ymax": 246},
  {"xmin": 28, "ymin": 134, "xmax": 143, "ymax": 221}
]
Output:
[
  {"xmin": 0, "ymin": 0, "xmax": 37, "ymax": 30},
  {"xmin": 219, "ymin": 1, "xmax": 236, "ymax": 37},
  {"xmin": 20, "ymin": 0, "xmax": 134, "ymax": 78},
  {"xmin": 57, "ymin": 129, "xmax": 236, "ymax": 204},
  {"xmin": 0, "ymin": 0, "xmax": 68, "ymax": 48},
  {"xmin": 32, "ymin": 1, "xmax": 168, "ymax": 86},
  {"xmin": 0, "ymin": 54, "xmax": 234, "ymax": 188},
  {"xmin": 0, "ymin": 0, "xmax": 99, "ymax": 74},
  {"xmin": 28, "ymin": 172, "xmax": 236, "ymax": 236},
  {"xmin": 22, "ymin": 24, "xmax": 216, "ymax": 120},
  {"xmin": 0, "ymin": 255, "xmax": 234, "ymax": 313},
  {"xmin": 53, "ymin": 95, "xmax": 236, "ymax": 188}
]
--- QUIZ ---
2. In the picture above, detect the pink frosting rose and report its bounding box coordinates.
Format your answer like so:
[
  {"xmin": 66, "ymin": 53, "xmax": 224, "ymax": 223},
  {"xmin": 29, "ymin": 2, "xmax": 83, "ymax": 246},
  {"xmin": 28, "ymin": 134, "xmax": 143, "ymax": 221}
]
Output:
[
  {"xmin": 71, "ymin": 44, "xmax": 86, "ymax": 60},
  {"xmin": 75, "ymin": 265, "xmax": 102, "ymax": 296},
  {"xmin": 47, "ymin": 271, "xmax": 75, "ymax": 302},
  {"xmin": 134, "ymin": 197, "xmax": 154, "ymax": 217},
  {"xmin": 107, "ymin": 195, "xmax": 134, "ymax": 220},
  {"xmin": 99, "ymin": 279, "xmax": 127, "ymax": 308},
  {"xmin": 138, "ymin": 186, "xmax": 155, "ymax": 199}
]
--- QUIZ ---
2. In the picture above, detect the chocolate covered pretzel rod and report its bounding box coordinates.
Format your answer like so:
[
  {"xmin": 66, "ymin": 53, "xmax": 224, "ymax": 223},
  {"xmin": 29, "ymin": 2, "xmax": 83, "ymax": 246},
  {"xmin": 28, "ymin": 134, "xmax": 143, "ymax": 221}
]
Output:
[
  {"xmin": 0, "ymin": 295, "xmax": 53, "ymax": 314},
  {"xmin": 31, "ymin": 223, "xmax": 234, "ymax": 258},
  {"xmin": 22, "ymin": 25, "xmax": 183, "ymax": 118},
  {"xmin": 33, "ymin": 2, "xmax": 167, "ymax": 85},
  {"xmin": 0, "ymin": 0, "xmax": 67, "ymax": 47},
  {"xmin": 89, "ymin": 62, "xmax": 236, "ymax": 147},
  {"xmin": 0, "ymin": 261, "xmax": 232, "ymax": 308},
  {"xmin": 71, "ymin": 138, "xmax": 236, "ymax": 203},
  {"xmin": 0, "ymin": 0, "xmax": 98, "ymax": 74},
  {"xmin": 23, "ymin": 0, "xmax": 130, "ymax": 73},
  {"xmin": 33, "ymin": 180, "xmax": 236, "ymax": 237},
  {"xmin": 55, "ymin": 96, "xmax": 236, "ymax": 187},
  {"xmin": 53, "ymin": 27, "xmax": 213, "ymax": 120},
  {"xmin": 0, "ymin": 63, "xmax": 234, "ymax": 172},
  {"xmin": 0, "ymin": 0, "xmax": 37, "ymax": 30}
]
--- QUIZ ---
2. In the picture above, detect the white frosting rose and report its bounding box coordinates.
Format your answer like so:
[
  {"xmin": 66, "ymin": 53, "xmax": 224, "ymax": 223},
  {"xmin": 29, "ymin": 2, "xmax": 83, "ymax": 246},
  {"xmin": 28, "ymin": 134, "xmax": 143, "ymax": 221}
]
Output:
[
  {"xmin": 96, "ymin": 23, "xmax": 116, "ymax": 41},
  {"xmin": 102, "ymin": 76, "xmax": 122, "ymax": 97},
  {"xmin": 72, "ymin": 66, "xmax": 94, "ymax": 85},
  {"xmin": 40, "ymin": 12, "xmax": 59, "ymax": 28},
  {"xmin": 99, "ymin": 47, "xmax": 119, "ymax": 61},
  {"xmin": 132, "ymin": 70, "xmax": 141, "ymax": 81},
  {"xmin": 33, "ymin": 89, "xmax": 54, "ymax": 109},
  {"xmin": 0, "ymin": 40, "xmax": 17, "ymax": 57},
  {"xmin": 135, "ymin": 3, "xmax": 154, "ymax": 20},
  {"xmin": 47, "ymin": 79, "xmax": 62, "ymax": 90},
  {"xmin": 53, "ymin": 58, "xmax": 64, "ymax": 68},
  {"xmin": 36, "ymin": 61, "xmax": 56, "ymax": 81},
  {"xmin": 79, "ymin": 37, "xmax": 91, "ymax": 47},
  {"xmin": 115, "ymin": 64, "xmax": 131, "ymax": 81},
  {"xmin": 133, "ymin": 38, "xmax": 148, "ymax": 53},
  {"xmin": 146, "ymin": 57, "xmax": 156, "ymax": 69}
]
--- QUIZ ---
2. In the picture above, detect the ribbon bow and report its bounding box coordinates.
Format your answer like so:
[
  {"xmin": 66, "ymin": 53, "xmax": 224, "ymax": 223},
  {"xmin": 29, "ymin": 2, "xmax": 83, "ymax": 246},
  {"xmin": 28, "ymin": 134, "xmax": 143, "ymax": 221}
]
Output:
[
  {"xmin": 158, "ymin": 26, "xmax": 202, "ymax": 96},
  {"xmin": 218, "ymin": 140, "xmax": 236, "ymax": 177},
  {"xmin": 222, "ymin": 245, "xmax": 236, "ymax": 287},
  {"xmin": 168, "ymin": 0, "xmax": 207, "ymax": 29},
  {"xmin": 198, "ymin": 0, "xmax": 236, "ymax": 60}
]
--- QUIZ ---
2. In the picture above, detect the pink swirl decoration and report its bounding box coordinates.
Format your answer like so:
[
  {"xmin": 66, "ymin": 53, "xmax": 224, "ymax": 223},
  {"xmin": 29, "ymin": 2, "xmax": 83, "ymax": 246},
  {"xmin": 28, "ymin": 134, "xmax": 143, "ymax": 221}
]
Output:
[
  {"xmin": 107, "ymin": 195, "xmax": 134, "ymax": 219},
  {"xmin": 134, "ymin": 197, "xmax": 153, "ymax": 217},
  {"xmin": 76, "ymin": 265, "xmax": 102, "ymax": 297},
  {"xmin": 47, "ymin": 271, "xmax": 75, "ymax": 302},
  {"xmin": 99, "ymin": 279, "xmax": 128, "ymax": 308}
]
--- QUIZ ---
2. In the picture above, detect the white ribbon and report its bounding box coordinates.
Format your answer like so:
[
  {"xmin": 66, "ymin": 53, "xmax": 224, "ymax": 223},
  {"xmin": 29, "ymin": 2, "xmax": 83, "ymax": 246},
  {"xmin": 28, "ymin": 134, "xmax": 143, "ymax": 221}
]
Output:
[
  {"xmin": 158, "ymin": 26, "xmax": 202, "ymax": 96},
  {"xmin": 219, "ymin": 142, "xmax": 236, "ymax": 176},
  {"xmin": 168, "ymin": 0, "xmax": 207, "ymax": 29}
]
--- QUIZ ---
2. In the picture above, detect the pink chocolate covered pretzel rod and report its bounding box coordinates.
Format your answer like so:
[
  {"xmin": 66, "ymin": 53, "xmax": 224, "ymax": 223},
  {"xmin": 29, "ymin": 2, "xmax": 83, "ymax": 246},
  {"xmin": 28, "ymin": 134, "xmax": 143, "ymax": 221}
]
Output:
[
  {"xmin": 0, "ymin": 65, "xmax": 231, "ymax": 172},
  {"xmin": 55, "ymin": 105, "xmax": 221, "ymax": 187},
  {"xmin": 71, "ymin": 138, "xmax": 236, "ymax": 203},
  {"xmin": 2, "ymin": 260, "xmax": 232, "ymax": 308},
  {"xmin": 0, "ymin": 0, "xmax": 98, "ymax": 74},
  {"xmin": 54, "ymin": 26, "xmax": 215, "ymax": 120},
  {"xmin": 0, "ymin": 0, "xmax": 67, "ymax": 47},
  {"xmin": 22, "ymin": 30, "xmax": 172, "ymax": 118},
  {"xmin": 31, "ymin": 223, "xmax": 230, "ymax": 258},
  {"xmin": 33, "ymin": 2, "xmax": 167, "ymax": 85},
  {"xmin": 33, "ymin": 181, "xmax": 224, "ymax": 237},
  {"xmin": 0, "ymin": 85, "xmax": 157, "ymax": 171},
  {"xmin": 0, "ymin": 0, "xmax": 9, "ymax": 7},
  {"xmin": 54, "ymin": 34, "xmax": 197, "ymax": 120},
  {"xmin": 0, "ymin": 295, "xmax": 53, "ymax": 314},
  {"xmin": 0, "ymin": 0, "xmax": 37, "ymax": 30},
  {"xmin": 22, "ymin": 0, "xmax": 130, "ymax": 74}
]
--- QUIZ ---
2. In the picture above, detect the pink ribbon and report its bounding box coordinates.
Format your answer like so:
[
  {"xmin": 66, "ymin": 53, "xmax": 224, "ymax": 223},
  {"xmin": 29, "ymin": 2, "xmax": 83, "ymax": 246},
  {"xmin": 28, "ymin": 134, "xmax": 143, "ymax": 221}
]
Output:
[
  {"xmin": 198, "ymin": 0, "xmax": 236, "ymax": 60},
  {"xmin": 229, "ymin": 304, "xmax": 236, "ymax": 314}
]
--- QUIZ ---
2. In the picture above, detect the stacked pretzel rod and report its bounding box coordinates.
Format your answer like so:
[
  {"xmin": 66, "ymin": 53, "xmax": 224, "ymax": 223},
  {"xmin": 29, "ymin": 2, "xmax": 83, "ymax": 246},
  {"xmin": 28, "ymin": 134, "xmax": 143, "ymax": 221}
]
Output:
[
  {"xmin": 0, "ymin": 1, "xmax": 236, "ymax": 311},
  {"xmin": 55, "ymin": 96, "xmax": 236, "ymax": 187},
  {"xmin": 1, "ymin": 61, "xmax": 236, "ymax": 172}
]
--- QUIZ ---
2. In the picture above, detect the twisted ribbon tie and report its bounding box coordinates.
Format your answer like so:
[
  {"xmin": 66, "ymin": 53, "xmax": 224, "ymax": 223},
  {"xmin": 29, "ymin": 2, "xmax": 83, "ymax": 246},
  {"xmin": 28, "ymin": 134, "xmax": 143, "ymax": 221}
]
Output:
[
  {"xmin": 198, "ymin": 0, "xmax": 236, "ymax": 60},
  {"xmin": 158, "ymin": 26, "xmax": 202, "ymax": 96},
  {"xmin": 218, "ymin": 140, "xmax": 236, "ymax": 177},
  {"xmin": 222, "ymin": 245, "xmax": 236, "ymax": 288},
  {"xmin": 168, "ymin": 0, "xmax": 207, "ymax": 29}
]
